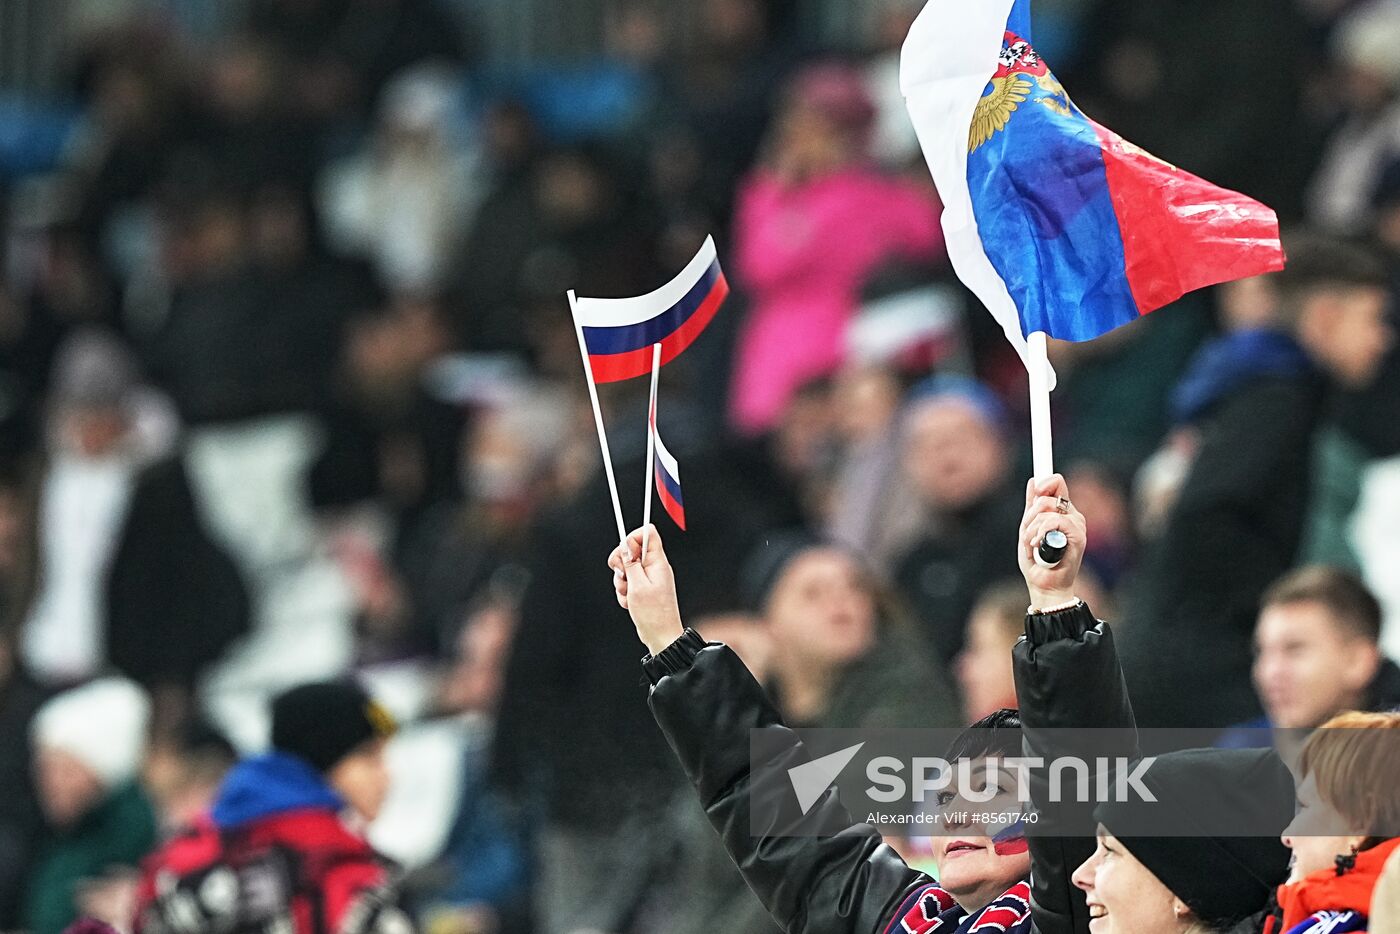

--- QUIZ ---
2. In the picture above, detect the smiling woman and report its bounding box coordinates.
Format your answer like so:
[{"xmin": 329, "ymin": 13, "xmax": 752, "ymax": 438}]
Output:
[{"xmin": 1071, "ymin": 743, "xmax": 1295, "ymax": 934}]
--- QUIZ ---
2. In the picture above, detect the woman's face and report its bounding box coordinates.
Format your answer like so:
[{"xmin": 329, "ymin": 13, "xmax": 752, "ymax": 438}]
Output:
[
  {"xmin": 765, "ymin": 550, "xmax": 876, "ymax": 668},
  {"xmin": 955, "ymin": 608, "xmax": 1019, "ymax": 722},
  {"xmin": 1072, "ymin": 829, "xmax": 1185, "ymax": 934},
  {"xmin": 931, "ymin": 760, "xmax": 1033, "ymax": 912},
  {"xmin": 1281, "ymin": 771, "xmax": 1362, "ymax": 883}
]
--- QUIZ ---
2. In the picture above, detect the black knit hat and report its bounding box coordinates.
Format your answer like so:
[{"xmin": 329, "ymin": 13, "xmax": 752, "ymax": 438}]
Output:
[
  {"xmin": 739, "ymin": 531, "xmax": 826, "ymax": 612},
  {"xmin": 271, "ymin": 681, "xmax": 397, "ymax": 774},
  {"xmin": 1094, "ymin": 748, "xmax": 1294, "ymax": 928}
]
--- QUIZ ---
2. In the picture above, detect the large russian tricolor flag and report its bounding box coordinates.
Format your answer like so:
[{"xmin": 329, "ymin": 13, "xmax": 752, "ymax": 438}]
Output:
[
  {"xmin": 572, "ymin": 236, "xmax": 729, "ymax": 384},
  {"xmin": 900, "ymin": 0, "xmax": 1284, "ymax": 371}
]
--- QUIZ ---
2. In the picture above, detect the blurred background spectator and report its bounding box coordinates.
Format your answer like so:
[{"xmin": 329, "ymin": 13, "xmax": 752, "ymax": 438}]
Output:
[
  {"xmin": 0, "ymin": 0, "xmax": 1396, "ymax": 931},
  {"xmin": 26, "ymin": 677, "xmax": 153, "ymax": 934}
]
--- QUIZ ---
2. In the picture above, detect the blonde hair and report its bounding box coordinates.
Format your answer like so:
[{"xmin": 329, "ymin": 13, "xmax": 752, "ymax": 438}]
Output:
[{"xmin": 1298, "ymin": 711, "xmax": 1400, "ymax": 837}]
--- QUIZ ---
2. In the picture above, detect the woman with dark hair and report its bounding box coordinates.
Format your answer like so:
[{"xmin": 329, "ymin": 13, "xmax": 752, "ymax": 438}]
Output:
[
  {"xmin": 609, "ymin": 473, "xmax": 1295, "ymax": 934},
  {"xmin": 739, "ymin": 536, "xmax": 959, "ymax": 730},
  {"xmin": 668, "ymin": 537, "xmax": 959, "ymax": 934}
]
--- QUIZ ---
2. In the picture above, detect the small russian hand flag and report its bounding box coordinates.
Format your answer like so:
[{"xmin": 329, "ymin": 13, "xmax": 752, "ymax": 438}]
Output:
[
  {"xmin": 572, "ymin": 236, "xmax": 729, "ymax": 384},
  {"xmin": 652, "ymin": 419, "xmax": 685, "ymax": 531}
]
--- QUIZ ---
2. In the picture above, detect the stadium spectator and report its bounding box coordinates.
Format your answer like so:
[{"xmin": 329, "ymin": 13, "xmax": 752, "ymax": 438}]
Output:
[
  {"xmin": 666, "ymin": 535, "xmax": 958, "ymax": 934},
  {"xmin": 1121, "ymin": 234, "xmax": 1395, "ymax": 729},
  {"xmin": 399, "ymin": 385, "xmax": 576, "ymax": 654},
  {"xmin": 443, "ymin": 100, "xmax": 545, "ymax": 355},
  {"xmin": 1275, "ymin": 711, "xmax": 1400, "ymax": 931},
  {"xmin": 489, "ymin": 411, "xmax": 788, "ymax": 933},
  {"xmin": 319, "ymin": 63, "xmax": 480, "ymax": 295},
  {"xmin": 955, "ymin": 581, "xmax": 1027, "ymax": 722},
  {"xmin": 188, "ymin": 36, "xmax": 320, "ymax": 200},
  {"xmin": 1072, "ymin": 0, "xmax": 1310, "ymax": 217},
  {"xmin": 25, "ymin": 677, "xmax": 155, "ymax": 934},
  {"xmin": 18, "ymin": 329, "xmax": 173, "ymax": 688},
  {"xmin": 1071, "ymin": 748, "xmax": 1295, "ymax": 934},
  {"xmin": 891, "ymin": 376, "xmax": 1023, "ymax": 660},
  {"xmin": 141, "ymin": 719, "xmax": 237, "ymax": 836},
  {"xmin": 420, "ymin": 600, "xmax": 531, "ymax": 934},
  {"xmin": 728, "ymin": 62, "xmax": 943, "ymax": 435},
  {"xmin": 0, "ymin": 631, "xmax": 46, "ymax": 931},
  {"xmin": 309, "ymin": 295, "xmax": 463, "ymax": 548},
  {"xmin": 246, "ymin": 0, "xmax": 470, "ymax": 122},
  {"xmin": 825, "ymin": 363, "xmax": 921, "ymax": 566},
  {"xmin": 742, "ymin": 536, "xmax": 955, "ymax": 729},
  {"xmin": 1220, "ymin": 567, "xmax": 1400, "ymax": 750},
  {"xmin": 654, "ymin": 0, "xmax": 801, "ymax": 229},
  {"xmin": 133, "ymin": 681, "xmax": 410, "ymax": 934},
  {"xmin": 1307, "ymin": 1, "xmax": 1400, "ymax": 234}
]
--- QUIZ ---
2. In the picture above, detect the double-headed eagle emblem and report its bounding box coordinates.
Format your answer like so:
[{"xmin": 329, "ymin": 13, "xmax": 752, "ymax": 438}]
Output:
[{"xmin": 969, "ymin": 34, "xmax": 1071, "ymax": 154}]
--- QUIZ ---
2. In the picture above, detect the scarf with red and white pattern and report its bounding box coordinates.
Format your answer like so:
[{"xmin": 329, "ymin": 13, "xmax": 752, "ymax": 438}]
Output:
[{"xmin": 883, "ymin": 880, "xmax": 1033, "ymax": 934}]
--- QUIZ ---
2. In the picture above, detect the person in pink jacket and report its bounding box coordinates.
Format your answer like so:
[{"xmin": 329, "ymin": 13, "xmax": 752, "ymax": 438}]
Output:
[{"xmin": 730, "ymin": 63, "xmax": 945, "ymax": 435}]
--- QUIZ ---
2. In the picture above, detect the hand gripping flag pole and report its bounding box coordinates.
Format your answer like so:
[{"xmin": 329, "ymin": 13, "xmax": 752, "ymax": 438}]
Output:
[{"xmin": 569, "ymin": 290, "xmax": 629, "ymax": 545}]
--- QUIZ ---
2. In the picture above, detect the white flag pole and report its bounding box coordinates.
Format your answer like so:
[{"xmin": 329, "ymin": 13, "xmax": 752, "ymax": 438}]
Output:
[
  {"xmin": 568, "ymin": 290, "xmax": 629, "ymax": 545},
  {"xmin": 1028, "ymin": 329, "xmax": 1068, "ymax": 567},
  {"xmin": 641, "ymin": 343, "xmax": 662, "ymax": 560},
  {"xmin": 1028, "ymin": 330, "xmax": 1054, "ymax": 480}
]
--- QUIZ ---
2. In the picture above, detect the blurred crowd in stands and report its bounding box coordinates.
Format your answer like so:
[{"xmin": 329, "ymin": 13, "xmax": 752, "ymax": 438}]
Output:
[{"xmin": 0, "ymin": 0, "xmax": 1399, "ymax": 932}]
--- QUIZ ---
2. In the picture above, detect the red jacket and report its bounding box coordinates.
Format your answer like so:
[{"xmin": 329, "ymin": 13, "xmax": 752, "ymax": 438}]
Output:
[
  {"xmin": 133, "ymin": 754, "xmax": 410, "ymax": 934},
  {"xmin": 1275, "ymin": 837, "xmax": 1400, "ymax": 932}
]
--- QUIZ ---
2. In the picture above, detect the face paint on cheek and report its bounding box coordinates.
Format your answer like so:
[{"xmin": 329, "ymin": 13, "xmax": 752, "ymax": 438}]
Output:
[{"xmin": 992, "ymin": 818, "xmax": 1029, "ymax": 856}]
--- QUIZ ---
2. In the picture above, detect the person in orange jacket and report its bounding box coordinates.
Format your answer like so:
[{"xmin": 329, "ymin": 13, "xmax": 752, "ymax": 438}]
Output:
[{"xmin": 1272, "ymin": 710, "xmax": 1400, "ymax": 933}]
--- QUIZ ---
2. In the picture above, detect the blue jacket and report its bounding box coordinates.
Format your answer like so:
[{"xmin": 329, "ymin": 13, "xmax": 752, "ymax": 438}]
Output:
[{"xmin": 211, "ymin": 752, "xmax": 345, "ymax": 829}]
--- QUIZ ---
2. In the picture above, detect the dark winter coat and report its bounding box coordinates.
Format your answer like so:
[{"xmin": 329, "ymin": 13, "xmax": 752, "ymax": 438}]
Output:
[
  {"xmin": 0, "ymin": 669, "xmax": 46, "ymax": 929},
  {"xmin": 1121, "ymin": 372, "xmax": 1327, "ymax": 729},
  {"xmin": 893, "ymin": 487, "xmax": 1026, "ymax": 661},
  {"xmin": 106, "ymin": 456, "xmax": 250, "ymax": 691},
  {"xmin": 644, "ymin": 601, "xmax": 1136, "ymax": 934}
]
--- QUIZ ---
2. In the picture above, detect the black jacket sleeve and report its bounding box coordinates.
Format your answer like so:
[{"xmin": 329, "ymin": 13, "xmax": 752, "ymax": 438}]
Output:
[
  {"xmin": 1012, "ymin": 603, "xmax": 1139, "ymax": 934},
  {"xmin": 647, "ymin": 633, "xmax": 931, "ymax": 934}
]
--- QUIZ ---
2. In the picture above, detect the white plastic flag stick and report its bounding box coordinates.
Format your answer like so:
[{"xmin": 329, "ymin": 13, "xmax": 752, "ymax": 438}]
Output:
[
  {"xmin": 1028, "ymin": 329, "xmax": 1068, "ymax": 568},
  {"xmin": 568, "ymin": 290, "xmax": 628, "ymax": 545},
  {"xmin": 1028, "ymin": 330, "xmax": 1054, "ymax": 480},
  {"xmin": 641, "ymin": 343, "xmax": 662, "ymax": 560}
]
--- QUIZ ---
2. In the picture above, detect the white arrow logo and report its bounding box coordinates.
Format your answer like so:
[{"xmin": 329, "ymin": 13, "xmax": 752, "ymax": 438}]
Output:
[{"xmin": 788, "ymin": 743, "xmax": 865, "ymax": 815}]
